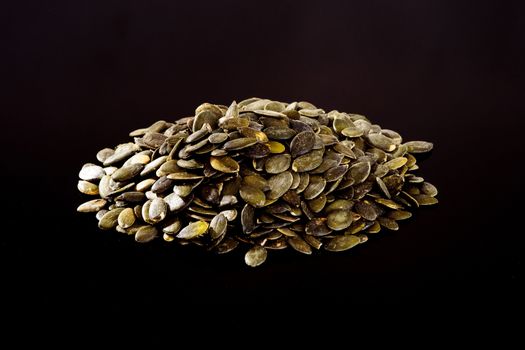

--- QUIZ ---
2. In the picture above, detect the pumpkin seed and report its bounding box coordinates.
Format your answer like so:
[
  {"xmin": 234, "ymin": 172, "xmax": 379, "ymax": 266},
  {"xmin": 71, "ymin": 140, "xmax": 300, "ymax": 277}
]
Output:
[
  {"xmin": 325, "ymin": 235, "xmax": 361, "ymax": 252},
  {"xmin": 244, "ymin": 245, "xmax": 268, "ymax": 267},
  {"xmin": 77, "ymin": 98, "xmax": 437, "ymax": 266}
]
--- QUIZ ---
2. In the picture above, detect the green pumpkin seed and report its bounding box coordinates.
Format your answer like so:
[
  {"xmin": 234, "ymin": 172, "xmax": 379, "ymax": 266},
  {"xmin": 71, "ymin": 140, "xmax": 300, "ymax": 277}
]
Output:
[
  {"xmin": 135, "ymin": 225, "xmax": 158, "ymax": 243},
  {"xmin": 404, "ymin": 141, "xmax": 433, "ymax": 153},
  {"xmin": 288, "ymin": 237, "xmax": 312, "ymax": 255},
  {"xmin": 324, "ymin": 235, "xmax": 361, "ymax": 252}
]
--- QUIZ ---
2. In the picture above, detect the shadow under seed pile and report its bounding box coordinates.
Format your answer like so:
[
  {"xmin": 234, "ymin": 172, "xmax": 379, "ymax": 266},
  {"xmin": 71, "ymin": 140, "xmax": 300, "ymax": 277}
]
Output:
[{"xmin": 77, "ymin": 98, "xmax": 438, "ymax": 267}]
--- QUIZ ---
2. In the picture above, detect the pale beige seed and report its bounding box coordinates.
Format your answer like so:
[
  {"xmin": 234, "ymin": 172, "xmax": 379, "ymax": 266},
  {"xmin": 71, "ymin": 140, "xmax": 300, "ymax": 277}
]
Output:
[
  {"xmin": 79, "ymin": 165, "xmax": 105, "ymax": 181},
  {"xmin": 136, "ymin": 178, "xmax": 156, "ymax": 192},
  {"xmin": 77, "ymin": 199, "xmax": 107, "ymax": 213},
  {"xmin": 77, "ymin": 180, "xmax": 99, "ymax": 195}
]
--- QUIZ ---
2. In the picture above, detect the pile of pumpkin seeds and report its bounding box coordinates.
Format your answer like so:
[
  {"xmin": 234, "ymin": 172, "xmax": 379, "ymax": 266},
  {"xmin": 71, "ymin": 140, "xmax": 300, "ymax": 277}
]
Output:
[{"xmin": 77, "ymin": 98, "xmax": 438, "ymax": 267}]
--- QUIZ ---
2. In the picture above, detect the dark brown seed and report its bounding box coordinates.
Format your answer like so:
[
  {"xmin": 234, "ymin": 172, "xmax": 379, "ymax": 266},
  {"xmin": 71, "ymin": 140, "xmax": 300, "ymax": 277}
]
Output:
[
  {"xmin": 216, "ymin": 238, "xmax": 239, "ymax": 254},
  {"xmin": 354, "ymin": 201, "xmax": 378, "ymax": 221},
  {"xmin": 241, "ymin": 204, "xmax": 255, "ymax": 234},
  {"xmin": 151, "ymin": 176, "xmax": 174, "ymax": 193},
  {"xmin": 290, "ymin": 131, "xmax": 316, "ymax": 157},
  {"xmin": 116, "ymin": 191, "xmax": 145, "ymax": 203},
  {"xmin": 305, "ymin": 218, "xmax": 332, "ymax": 236}
]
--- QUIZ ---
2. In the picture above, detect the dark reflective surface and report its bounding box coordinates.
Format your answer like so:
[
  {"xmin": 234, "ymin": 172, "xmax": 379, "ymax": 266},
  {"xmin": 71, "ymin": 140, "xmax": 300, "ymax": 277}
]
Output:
[{"xmin": 2, "ymin": 0, "xmax": 522, "ymax": 317}]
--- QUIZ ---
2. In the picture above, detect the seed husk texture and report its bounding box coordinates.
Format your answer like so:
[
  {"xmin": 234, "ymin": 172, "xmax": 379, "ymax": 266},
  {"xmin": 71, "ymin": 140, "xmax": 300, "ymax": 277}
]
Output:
[{"xmin": 77, "ymin": 98, "xmax": 438, "ymax": 266}]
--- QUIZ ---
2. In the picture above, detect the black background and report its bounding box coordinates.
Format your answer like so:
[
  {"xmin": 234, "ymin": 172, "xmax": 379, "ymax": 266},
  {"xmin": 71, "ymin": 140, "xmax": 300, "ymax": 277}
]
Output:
[{"xmin": 2, "ymin": 0, "xmax": 523, "ymax": 322}]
